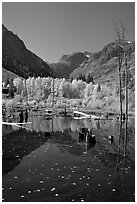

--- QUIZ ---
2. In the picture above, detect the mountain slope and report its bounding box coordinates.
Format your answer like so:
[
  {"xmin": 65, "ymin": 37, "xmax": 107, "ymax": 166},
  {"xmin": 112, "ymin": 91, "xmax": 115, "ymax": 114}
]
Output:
[
  {"xmin": 50, "ymin": 52, "xmax": 88, "ymax": 78},
  {"xmin": 2, "ymin": 24, "xmax": 53, "ymax": 79},
  {"xmin": 2, "ymin": 67, "xmax": 23, "ymax": 83},
  {"xmin": 70, "ymin": 41, "xmax": 135, "ymax": 85}
]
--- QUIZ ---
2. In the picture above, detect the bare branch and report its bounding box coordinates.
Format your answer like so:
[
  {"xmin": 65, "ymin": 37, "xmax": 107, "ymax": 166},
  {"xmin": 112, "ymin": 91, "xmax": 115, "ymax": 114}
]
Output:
[
  {"xmin": 113, "ymin": 19, "xmax": 121, "ymax": 40},
  {"xmin": 119, "ymin": 19, "xmax": 126, "ymax": 42}
]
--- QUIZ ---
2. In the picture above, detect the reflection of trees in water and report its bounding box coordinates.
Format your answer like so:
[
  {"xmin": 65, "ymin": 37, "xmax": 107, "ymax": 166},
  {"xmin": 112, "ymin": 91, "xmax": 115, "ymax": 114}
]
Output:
[
  {"xmin": 94, "ymin": 124, "xmax": 135, "ymax": 198},
  {"xmin": 3, "ymin": 126, "xmax": 88, "ymax": 175},
  {"xmin": 115, "ymin": 120, "xmax": 135, "ymax": 160},
  {"xmin": 90, "ymin": 135, "xmax": 134, "ymax": 169},
  {"xmin": 49, "ymin": 129, "xmax": 96, "ymax": 155},
  {"xmin": 3, "ymin": 116, "xmax": 134, "ymax": 160},
  {"xmin": 30, "ymin": 115, "xmax": 41, "ymax": 132},
  {"xmin": 70, "ymin": 120, "xmax": 79, "ymax": 132},
  {"xmin": 28, "ymin": 116, "xmax": 96, "ymax": 133},
  {"xmin": 14, "ymin": 116, "xmax": 115, "ymax": 136},
  {"xmin": 49, "ymin": 130, "xmax": 84, "ymax": 156},
  {"xmin": 86, "ymin": 141, "xmax": 96, "ymax": 150},
  {"xmin": 83, "ymin": 119, "xmax": 93, "ymax": 129},
  {"xmin": 88, "ymin": 118, "xmax": 97, "ymax": 129},
  {"xmin": 2, "ymin": 124, "xmax": 15, "ymax": 136},
  {"xmin": 116, "ymin": 134, "xmax": 135, "ymax": 200},
  {"xmin": 2, "ymin": 128, "xmax": 48, "ymax": 175},
  {"xmin": 96, "ymin": 120, "xmax": 100, "ymax": 129},
  {"xmin": 93, "ymin": 142, "xmax": 122, "ymax": 168},
  {"xmin": 54, "ymin": 117, "xmax": 64, "ymax": 132},
  {"xmin": 120, "ymin": 126, "xmax": 135, "ymax": 143},
  {"xmin": 100, "ymin": 119, "xmax": 116, "ymax": 135},
  {"xmin": 115, "ymin": 153, "xmax": 135, "ymax": 202},
  {"xmin": 94, "ymin": 118, "xmax": 134, "ymax": 152}
]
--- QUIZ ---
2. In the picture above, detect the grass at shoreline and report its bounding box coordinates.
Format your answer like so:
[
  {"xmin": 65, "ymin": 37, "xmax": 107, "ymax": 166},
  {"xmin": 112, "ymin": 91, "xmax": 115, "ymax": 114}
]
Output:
[{"xmin": 2, "ymin": 100, "xmax": 135, "ymax": 118}]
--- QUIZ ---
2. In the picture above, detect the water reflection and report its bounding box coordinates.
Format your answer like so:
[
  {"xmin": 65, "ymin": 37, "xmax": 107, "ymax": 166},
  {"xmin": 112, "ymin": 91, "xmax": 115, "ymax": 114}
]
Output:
[
  {"xmin": 77, "ymin": 127, "xmax": 96, "ymax": 150},
  {"xmin": 3, "ymin": 116, "xmax": 96, "ymax": 134},
  {"xmin": 2, "ymin": 129, "xmax": 49, "ymax": 175},
  {"xmin": 2, "ymin": 115, "xmax": 135, "ymax": 202}
]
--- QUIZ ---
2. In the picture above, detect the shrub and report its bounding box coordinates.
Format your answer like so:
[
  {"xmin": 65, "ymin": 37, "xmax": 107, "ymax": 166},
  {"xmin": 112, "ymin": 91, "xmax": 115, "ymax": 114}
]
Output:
[
  {"xmin": 105, "ymin": 96, "xmax": 115, "ymax": 106},
  {"xmin": 6, "ymin": 99, "xmax": 16, "ymax": 108},
  {"xmin": 92, "ymin": 99, "xmax": 105, "ymax": 109},
  {"xmin": 14, "ymin": 94, "xmax": 23, "ymax": 103},
  {"xmin": 28, "ymin": 100, "xmax": 37, "ymax": 106},
  {"xmin": 38, "ymin": 101, "xmax": 46, "ymax": 107},
  {"xmin": 97, "ymin": 92, "xmax": 105, "ymax": 100},
  {"xmin": 107, "ymin": 98, "xmax": 120, "ymax": 112},
  {"xmin": 2, "ymin": 99, "xmax": 8, "ymax": 106},
  {"xmin": 55, "ymin": 100, "xmax": 64, "ymax": 108},
  {"xmin": 5, "ymin": 99, "xmax": 16, "ymax": 116},
  {"xmin": 34, "ymin": 92, "xmax": 42, "ymax": 102}
]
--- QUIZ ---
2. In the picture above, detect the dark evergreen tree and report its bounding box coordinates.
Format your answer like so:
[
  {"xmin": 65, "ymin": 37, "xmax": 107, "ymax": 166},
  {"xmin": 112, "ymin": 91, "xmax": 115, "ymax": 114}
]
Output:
[
  {"xmin": 90, "ymin": 74, "xmax": 94, "ymax": 84},
  {"xmin": 78, "ymin": 73, "xmax": 86, "ymax": 82},
  {"xmin": 79, "ymin": 73, "xmax": 83, "ymax": 80},
  {"xmin": 86, "ymin": 73, "xmax": 91, "ymax": 83},
  {"xmin": 86, "ymin": 72, "xmax": 94, "ymax": 84},
  {"xmin": 5, "ymin": 77, "xmax": 10, "ymax": 87},
  {"xmin": 9, "ymin": 87, "xmax": 14, "ymax": 98},
  {"xmin": 70, "ymin": 75, "xmax": 73, "ymax": 82},
  {"xmin": 82, "ymin": 75, "xmax": 86, "ymax": 82},
  {"xmin": 97, "ymin": 83, "xmax": 101, "ymax": 92}
]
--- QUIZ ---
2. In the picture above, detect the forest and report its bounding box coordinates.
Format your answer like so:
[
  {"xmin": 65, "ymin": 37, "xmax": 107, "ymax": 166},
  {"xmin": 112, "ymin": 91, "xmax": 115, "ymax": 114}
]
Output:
[{"xmin": 2, "ymin": 75, "xmax": 135, "ymax": 114}]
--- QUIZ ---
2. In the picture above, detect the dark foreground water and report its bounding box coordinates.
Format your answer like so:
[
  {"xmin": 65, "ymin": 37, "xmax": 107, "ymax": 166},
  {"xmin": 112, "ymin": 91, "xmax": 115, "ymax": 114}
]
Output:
[{"xmin": 2, "ymin": 114, "xmax": 135, "ymax": 202}]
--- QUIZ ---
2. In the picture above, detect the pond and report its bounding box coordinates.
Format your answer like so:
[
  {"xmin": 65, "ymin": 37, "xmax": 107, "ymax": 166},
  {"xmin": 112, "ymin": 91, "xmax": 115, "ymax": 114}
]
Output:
[{"xmin": 2, "ymin": 114, "xmax": 135, "ymax": 202}]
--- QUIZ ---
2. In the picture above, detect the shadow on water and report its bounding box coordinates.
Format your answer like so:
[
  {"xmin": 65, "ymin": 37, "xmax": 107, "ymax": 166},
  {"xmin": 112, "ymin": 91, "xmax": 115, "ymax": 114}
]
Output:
[
  {"xmin": 2, "ymin": 128, "xmax": 50, "ymax": 175},
  {"xmin": 2, "ymin": 115, "xmax": 135, "ymax": 202},
  {"xmin": 2, "ymin": 126, "xmax": 96, "ymax": 175}
]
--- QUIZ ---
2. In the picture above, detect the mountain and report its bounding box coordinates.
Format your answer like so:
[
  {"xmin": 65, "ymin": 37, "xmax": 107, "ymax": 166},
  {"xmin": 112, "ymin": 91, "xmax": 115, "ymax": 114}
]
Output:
[
  {"xmin": 2, "ymin": 67, "xmax": 23, "ymax": 83},
  {"xmin": 70, "ymin": 41, "xmax": 135, "ymax": 85},
  {"xmin": 2, "ymin": 24, "xmax": 53, "ymax": 79},
  {"xmin": 50, "ymin": 52, "xmax": 89, "ymax": 78},
  {"xmin": 2, "ymin": 24, "xmax": 135, "ymax": 86}
]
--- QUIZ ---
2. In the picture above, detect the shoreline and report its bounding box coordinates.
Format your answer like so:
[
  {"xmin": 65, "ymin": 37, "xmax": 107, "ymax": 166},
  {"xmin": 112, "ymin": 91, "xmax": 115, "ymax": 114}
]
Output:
[{"xmin": 2, "ymin": 102, "xmax": 135, "ymax": 118}]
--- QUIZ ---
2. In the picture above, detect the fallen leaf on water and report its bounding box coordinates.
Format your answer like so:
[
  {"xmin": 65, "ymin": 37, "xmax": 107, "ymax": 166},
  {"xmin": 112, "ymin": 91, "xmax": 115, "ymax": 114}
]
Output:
[{"xmin": 51, "ymin": 188, "xmax": 56, "ymax": 191}]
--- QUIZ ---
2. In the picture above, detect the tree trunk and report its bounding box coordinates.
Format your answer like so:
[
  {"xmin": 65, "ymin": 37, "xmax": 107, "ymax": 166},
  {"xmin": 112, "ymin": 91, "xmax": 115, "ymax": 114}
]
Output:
[
  {"xmin": 124, "ymin": 54, "xmax": 128, "ymax": 156},
  {"xmin": 118, "ymin": 55, "xmax": 123, "ymax": 121},
  {"xmin": 52, "ymin": 77, "xmax": 54, "ymax": 109},
  {"xmin": 118, "ymin": 52, "xmax": 123, "ymax": 150}
]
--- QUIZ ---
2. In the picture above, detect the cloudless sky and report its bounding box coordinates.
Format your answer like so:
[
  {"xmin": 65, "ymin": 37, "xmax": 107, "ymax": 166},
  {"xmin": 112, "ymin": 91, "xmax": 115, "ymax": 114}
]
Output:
[{"xmin": 2, "ymin": 2, "xmax": 135, "ymax": 63}]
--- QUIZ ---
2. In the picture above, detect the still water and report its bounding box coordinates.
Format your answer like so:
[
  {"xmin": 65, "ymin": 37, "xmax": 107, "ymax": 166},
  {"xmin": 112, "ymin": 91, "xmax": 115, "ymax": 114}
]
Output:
[{"xmin": 2, "ymin": 114, "xmax": 135, "ymax": 202}]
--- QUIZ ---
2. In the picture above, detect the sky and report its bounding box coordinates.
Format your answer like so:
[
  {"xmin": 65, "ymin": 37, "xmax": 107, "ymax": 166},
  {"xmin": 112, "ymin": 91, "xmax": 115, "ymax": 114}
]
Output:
[{"xmin": 2, "ymin": 2, "xmax": 135, "ymax": 63}]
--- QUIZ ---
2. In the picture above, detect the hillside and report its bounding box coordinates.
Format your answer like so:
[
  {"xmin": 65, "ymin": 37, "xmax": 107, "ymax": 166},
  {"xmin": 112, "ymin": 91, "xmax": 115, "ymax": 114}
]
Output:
[
  {"xmin": 2, "ymin": 67, "xmax": 23, "ymax": 83},
  {"xmin": 70, "ymin": 41, "xmax": 135, "ymax": 85},
  {"xmin": 2, "ymin": 24, "xmax": 53, "ymax": 79},
  {"xmin": 50, "ymin": 52, "xmax": 88, "ymax": 78}
]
